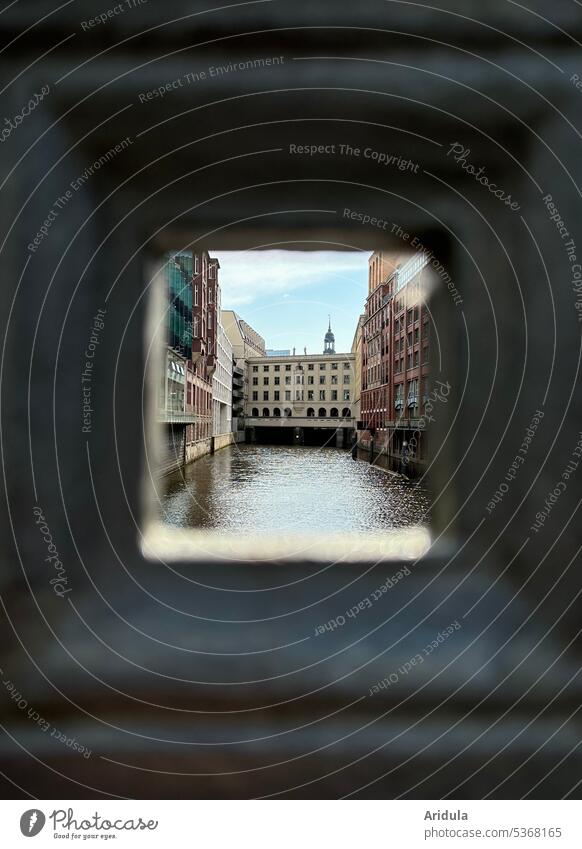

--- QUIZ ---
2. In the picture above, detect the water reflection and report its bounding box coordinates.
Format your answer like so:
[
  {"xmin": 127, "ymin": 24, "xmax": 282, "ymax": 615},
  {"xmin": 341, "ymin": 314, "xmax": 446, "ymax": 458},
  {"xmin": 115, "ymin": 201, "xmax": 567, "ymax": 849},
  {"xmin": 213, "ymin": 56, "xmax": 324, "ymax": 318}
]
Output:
[{"xmin": 159, "ymin": 445, "xmax": 430, "ymax": 535}]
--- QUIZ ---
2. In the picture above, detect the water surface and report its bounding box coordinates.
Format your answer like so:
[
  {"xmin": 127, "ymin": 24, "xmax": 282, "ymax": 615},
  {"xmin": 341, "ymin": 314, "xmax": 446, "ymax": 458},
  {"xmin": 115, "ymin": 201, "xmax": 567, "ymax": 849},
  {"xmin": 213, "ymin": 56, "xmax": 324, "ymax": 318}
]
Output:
[{"xmin": 159, "ymin": 445, "xmax": 430, "ymax": 535}]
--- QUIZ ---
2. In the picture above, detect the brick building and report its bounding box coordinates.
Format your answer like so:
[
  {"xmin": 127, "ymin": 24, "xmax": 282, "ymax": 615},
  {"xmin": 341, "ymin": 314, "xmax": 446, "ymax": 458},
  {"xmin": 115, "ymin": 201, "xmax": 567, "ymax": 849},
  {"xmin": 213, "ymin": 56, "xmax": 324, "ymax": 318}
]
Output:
[
  {"xmin": 159, "ymin": 250, "xmax": 225, "ymax": 469},
  {"xmin": 360, "ymin": 250, "xmax": 431, "ymax": 475},
  {"xmin": 187, "ymin": 251, "xmax": 219, "ymax": 448}
]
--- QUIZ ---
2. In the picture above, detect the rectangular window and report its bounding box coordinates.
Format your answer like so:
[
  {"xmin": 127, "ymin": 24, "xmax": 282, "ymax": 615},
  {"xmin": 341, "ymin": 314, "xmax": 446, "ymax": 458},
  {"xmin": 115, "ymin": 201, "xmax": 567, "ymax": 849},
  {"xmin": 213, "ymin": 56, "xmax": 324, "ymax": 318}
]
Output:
[{"xmin": 152, "ymin": 245, "xmax": 437, "ymax": 564}]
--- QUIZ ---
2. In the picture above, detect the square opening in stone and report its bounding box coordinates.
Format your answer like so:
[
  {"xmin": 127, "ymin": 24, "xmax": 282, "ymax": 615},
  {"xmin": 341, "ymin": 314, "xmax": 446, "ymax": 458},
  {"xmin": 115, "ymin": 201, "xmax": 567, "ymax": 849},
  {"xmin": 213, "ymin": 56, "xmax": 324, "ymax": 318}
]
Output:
[{"xmin": 142, "ymin": 246, "xmax": 447, "ymax": 562}]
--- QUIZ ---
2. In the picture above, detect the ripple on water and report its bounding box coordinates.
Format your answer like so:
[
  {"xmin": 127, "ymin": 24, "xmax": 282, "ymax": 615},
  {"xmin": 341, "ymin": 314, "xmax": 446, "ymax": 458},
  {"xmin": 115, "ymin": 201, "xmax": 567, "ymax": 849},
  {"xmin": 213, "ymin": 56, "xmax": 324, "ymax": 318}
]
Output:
[{"xmin": 158, "ymin": 444, "xmax": 430, "ymax": 534}]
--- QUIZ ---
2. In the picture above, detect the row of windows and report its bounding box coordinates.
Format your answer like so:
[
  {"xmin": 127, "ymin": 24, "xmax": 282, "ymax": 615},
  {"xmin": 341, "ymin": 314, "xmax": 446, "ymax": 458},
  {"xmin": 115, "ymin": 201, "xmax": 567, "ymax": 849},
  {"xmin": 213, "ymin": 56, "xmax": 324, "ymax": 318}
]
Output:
[
  {"xmin": 363, "ymin": 344, "xmax": 429, "ymax": 384},
  {"xmin": 394, "ymin": 345, "xmax": 429, "ymax": 371},
  {"xmin": 395, "ymin": 351, "xmax": 420, "ymax": 372},
  {"xmin": 362, "ymin": 334, "xmax": 429, "ymax": 365},
  {"xmin": 362, "ymin": 378, "xmax": 427, "ymax": 413},
  {"xmin": 393, "ymin": 305, "xmax": 420, "ymax": 328},
  {"xmin": 251, "ymin": 407, "xmax": 352, "ymax": 418},
  {"xmin": 365, "ymin": 308, "xmax": 429, "ymax": 348},
  {"xmin": 252, "ymin": 362, "xmax": 351, "ymax": 372},
  {"xmin": 252, "ymin": 390, "xmax": 351, "ymax": 401},
  {"xmin": 252, "ymin": 374, "xmax": 351, "ymax": 386}
]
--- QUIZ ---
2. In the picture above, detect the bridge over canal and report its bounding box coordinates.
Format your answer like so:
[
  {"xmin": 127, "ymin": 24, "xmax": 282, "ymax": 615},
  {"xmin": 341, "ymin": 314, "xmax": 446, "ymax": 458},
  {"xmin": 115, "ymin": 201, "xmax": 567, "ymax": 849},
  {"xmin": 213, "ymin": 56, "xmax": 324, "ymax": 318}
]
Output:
[{"xmin": 245, "ymin": 413, "xmax": 356, "ymax": 448}]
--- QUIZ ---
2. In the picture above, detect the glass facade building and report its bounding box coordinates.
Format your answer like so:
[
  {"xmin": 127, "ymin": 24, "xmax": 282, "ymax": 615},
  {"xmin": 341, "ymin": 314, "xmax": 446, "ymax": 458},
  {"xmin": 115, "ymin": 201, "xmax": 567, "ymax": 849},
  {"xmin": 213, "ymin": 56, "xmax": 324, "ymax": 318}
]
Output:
[{"xmin": 166, "ymin": 252, "xmax": 193, "ymax": 360}]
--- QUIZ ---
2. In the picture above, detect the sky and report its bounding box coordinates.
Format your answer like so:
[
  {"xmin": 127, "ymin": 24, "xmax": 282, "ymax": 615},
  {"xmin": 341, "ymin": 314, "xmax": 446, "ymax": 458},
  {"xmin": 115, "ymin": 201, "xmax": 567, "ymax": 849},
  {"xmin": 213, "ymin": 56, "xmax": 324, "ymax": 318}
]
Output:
[{"xmin": 213, "ymin": 250, "xmax": 370, "ymax": 353}]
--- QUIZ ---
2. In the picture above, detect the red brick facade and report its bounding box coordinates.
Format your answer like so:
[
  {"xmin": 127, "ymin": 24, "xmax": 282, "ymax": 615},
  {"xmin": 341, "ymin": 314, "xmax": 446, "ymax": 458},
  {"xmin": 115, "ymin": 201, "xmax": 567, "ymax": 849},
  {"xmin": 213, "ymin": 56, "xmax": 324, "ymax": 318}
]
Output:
[
  {"xmin": 186, "ymin": 251, "xmax": 220, "ymax": 443},
  {"xmin": 360, "ymin": 250, "xmax": 431, "ymax": 472}
]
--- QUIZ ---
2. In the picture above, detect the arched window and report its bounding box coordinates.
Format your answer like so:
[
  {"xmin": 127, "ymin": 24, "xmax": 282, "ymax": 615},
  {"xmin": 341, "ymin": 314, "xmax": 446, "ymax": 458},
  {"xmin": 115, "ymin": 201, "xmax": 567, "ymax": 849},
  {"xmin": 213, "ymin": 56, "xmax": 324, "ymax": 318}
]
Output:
[
  {"xmin": 251, "ymin": 408, "xmax": 259, "ymax": 417},
  {"xmin": 330, "ymin": 408, "xmax": 339, "ymax": 417},
  {"xmin": 318, "ymin": 408, "xmax": 326, "ymax": 417},
  {"xmin": 263, "ymin": 408, "xmax": 270, "ymax": 417},
  {"xmin": 284, "ymin": 407, "xmax": 292, "ymax": 418},
  {"xmin": 306, "ymin": 407, "xmax": 315, "ymax": 417},
  {"xmin": 341, "ymin": 407, "xmax": 351, "ymax": 418},
  {"xmin": 273, "ymin": 407, "xmax": 281, "ymax": 417}
]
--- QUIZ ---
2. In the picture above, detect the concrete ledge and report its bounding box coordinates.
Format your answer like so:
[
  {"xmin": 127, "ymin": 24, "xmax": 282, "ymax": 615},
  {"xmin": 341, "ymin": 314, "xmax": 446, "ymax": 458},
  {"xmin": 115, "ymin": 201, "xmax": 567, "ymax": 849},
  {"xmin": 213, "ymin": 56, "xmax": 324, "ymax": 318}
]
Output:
[{"xmin": 142, "ymin": 521, "xmax": 431, "ymax": 564}]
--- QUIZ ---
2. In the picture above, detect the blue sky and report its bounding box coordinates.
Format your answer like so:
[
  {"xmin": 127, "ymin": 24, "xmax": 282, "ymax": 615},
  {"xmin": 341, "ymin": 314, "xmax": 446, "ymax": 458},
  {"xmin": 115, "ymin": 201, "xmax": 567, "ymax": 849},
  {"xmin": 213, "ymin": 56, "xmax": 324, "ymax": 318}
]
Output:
[{"xmin": 213, "ymin": 250, "xmax": 370, "ymax": 353}]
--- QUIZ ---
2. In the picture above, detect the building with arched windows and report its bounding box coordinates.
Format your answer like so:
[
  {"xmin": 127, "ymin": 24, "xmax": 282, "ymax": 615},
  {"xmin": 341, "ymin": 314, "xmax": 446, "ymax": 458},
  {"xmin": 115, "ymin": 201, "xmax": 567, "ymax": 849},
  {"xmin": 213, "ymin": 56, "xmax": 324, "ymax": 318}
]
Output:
[{"xmin": 244, "ymin": 344, "xmax": 356, "ymax": 447}]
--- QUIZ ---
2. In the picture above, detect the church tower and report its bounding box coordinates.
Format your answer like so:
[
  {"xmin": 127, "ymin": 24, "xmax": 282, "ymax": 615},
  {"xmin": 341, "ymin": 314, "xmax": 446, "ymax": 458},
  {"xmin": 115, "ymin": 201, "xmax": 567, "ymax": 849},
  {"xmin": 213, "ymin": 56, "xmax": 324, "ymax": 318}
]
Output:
[{"xmin": 323, "ymin": 316, "xmax": 335, "ymax": 354}]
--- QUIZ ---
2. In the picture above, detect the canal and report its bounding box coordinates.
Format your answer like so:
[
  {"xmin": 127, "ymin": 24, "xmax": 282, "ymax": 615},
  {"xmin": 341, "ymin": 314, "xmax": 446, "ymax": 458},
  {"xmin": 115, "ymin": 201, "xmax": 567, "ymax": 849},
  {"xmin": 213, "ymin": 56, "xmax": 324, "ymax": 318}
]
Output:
[{"xmin": 159, "ymin": 444, "xmax": 431, "ymax": 535}]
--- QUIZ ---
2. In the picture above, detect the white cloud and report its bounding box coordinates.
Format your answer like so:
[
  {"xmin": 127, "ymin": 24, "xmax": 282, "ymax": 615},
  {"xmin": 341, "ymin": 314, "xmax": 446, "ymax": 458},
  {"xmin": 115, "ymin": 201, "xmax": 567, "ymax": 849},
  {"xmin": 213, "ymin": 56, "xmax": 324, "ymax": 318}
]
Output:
[{"xmin": 212, "ymin": 250, "xmax": 369, "ymax": 307}]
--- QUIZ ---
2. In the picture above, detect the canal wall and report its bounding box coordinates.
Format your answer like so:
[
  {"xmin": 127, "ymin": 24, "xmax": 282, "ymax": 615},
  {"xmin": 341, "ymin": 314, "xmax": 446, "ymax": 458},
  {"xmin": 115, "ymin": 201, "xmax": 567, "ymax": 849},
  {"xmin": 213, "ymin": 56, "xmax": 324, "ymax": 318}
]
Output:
[
  {"xmin": 185, "ymin": 437, "xmax": 212, "ymax": 465},
  {"xmin": 184, "ymin": 431, "xmax": 236, "ymax": 466},
  {"xmin": 357, "ymin": 438, "xmax": 426, "ymax": 479},
  {"xmin": 213, "ymin": 432, "xmax": 236, "ymax": 452}
]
